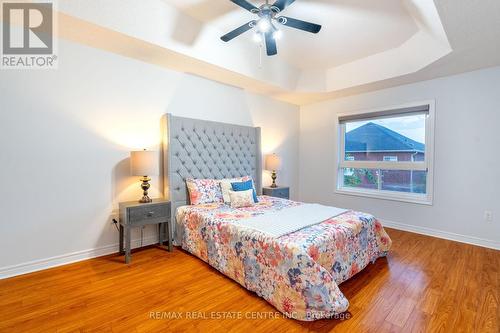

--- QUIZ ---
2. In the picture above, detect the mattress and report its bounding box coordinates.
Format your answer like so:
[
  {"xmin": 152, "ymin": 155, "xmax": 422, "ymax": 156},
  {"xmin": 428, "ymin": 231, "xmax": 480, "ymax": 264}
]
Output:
[{"xmin": 176, "ymin": 196, "xmax": 392, "ymax": 321}]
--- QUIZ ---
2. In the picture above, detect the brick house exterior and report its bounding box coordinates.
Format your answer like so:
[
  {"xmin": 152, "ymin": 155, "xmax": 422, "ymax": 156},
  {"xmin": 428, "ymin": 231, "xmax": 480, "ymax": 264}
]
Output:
[{"xmin": 345, "ymin": 122, "xmax": 426, "ymax": 193}]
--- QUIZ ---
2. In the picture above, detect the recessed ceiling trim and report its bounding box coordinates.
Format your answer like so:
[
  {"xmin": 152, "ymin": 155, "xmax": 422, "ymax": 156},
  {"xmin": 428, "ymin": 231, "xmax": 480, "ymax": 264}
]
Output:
[{"xmin": 41, "ymin": 0, "xmax": 500, "ymax": 106}]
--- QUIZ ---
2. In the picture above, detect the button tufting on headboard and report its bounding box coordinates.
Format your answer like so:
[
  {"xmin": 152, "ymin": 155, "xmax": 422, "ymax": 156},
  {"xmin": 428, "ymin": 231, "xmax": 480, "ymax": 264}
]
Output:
[{"xmin": 161, "ymin": 114, "xmax": 262, "ymax": 245}]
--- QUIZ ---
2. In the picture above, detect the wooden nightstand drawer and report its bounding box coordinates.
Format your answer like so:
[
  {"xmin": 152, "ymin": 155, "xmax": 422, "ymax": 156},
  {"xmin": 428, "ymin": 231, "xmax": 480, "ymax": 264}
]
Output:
[
  {"xmin": 128, "ymin": 204, "xmax": 169, "ymax": 225},
  {"xmin": 118, "ymin": 199, "xmax": 172, "ymax": 264}
]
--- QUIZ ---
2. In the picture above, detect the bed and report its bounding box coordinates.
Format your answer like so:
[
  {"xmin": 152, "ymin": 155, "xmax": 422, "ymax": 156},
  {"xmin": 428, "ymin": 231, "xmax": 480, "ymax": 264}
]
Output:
[{"xmin": 161, "ymin": 114, "xmax": 392, "ymax": 321}]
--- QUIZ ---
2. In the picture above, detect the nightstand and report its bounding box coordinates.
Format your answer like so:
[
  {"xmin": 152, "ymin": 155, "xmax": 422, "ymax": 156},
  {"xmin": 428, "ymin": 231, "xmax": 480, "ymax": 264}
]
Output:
[
  {"xmin": 263, "ymin": 186, "xmax": 290, "ymax": 199},
  {"xmin": 118, "ymin": 199, "xmax": 172, "ymax": 264}
]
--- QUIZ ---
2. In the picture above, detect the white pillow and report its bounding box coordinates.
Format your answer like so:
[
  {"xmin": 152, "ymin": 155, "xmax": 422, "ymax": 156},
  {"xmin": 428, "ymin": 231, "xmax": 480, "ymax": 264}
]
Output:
[
  {"xmin": 229, "ymin": 189, "xmax": 255, "ymax": 208},
  {"xmin": 220, "ymin": 176, "xmax": 251, "ymax": 203}
]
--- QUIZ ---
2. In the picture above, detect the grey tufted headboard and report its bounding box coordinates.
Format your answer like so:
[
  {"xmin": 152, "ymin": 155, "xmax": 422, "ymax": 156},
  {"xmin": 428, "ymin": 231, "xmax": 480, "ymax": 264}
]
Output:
[{"xmin": 161, "ymin": 114, "xmax": 262, "ymax": 245}]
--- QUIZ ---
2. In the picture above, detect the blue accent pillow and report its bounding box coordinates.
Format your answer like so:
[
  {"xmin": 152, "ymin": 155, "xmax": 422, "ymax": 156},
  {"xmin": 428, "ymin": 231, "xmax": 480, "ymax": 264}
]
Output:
[{"xmin": 231, "ymin": 180, "xmax": 258, "ymax": 203}]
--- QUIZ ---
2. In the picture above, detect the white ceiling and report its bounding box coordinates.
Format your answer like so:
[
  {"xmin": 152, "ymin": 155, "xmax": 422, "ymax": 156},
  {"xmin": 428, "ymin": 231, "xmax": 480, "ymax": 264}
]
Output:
[
  {"xmin": 158, "ymin": 0, "xmax": 453, "ymax": 93},
  {"xmin": 54, "ymin": 0, "xmax": 500, "ymax": 105},
  {"xmin": 165, "ymin": 0, "xmax": 419, "ymax": 70}
]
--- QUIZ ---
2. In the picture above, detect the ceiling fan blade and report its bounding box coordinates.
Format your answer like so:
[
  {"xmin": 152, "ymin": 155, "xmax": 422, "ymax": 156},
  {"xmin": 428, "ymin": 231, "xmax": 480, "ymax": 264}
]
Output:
[
  {"xmin": 264, "ymin": 31, "xmax": 277, "ymax": 56},
  {"xmin": 221, "ymin": 21, "xmax": 256, "ymax": 42},
  {"xmin": 278, "ymin": 16, "xmax": 322, "ymax": 33},
  {"xmin": 272, "ymin": 0, "xmax": 296, "ymax": 12},
  {"xmin": 230, "ymin": 0, "xmax": 259, "ymax": 13}
]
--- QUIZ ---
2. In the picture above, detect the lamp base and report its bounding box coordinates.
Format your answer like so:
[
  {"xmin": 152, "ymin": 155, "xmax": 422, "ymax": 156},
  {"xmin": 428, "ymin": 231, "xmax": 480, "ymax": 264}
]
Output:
[
  {"xmin": 139, "ymin": 176, "xmax": 152, "ymax": 203},
  {"xmin": 139, "ymin": 196, "xmax": 152, "ymax": 204},
  {"xmin": 270, "ymin": 170, "xmax": 277, "ymax": 188}
]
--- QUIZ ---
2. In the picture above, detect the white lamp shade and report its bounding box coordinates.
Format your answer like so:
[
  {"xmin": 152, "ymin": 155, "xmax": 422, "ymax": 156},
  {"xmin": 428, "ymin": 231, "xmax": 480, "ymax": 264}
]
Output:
[
  {"xmin": 130, "ymin": 150, "xmax": 159, "ymax": 176},
  {"xmin": 265, "ymin": 153, "xmax": 282, "ymax": 171}
]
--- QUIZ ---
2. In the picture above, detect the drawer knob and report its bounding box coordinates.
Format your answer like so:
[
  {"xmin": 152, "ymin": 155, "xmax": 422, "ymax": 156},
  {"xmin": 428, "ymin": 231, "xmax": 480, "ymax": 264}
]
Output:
[{"xmin": 146, "ymin": 211, "xmax": 155, "ymax": 217}]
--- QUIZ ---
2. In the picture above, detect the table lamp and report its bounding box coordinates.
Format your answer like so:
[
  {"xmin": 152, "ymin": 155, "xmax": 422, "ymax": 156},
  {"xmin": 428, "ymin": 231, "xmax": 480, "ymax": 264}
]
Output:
[
  {"xmin": 130, "ymin": 149, "xmax": 159, "ymax": 203},
  {"xmin": 265, "ymin": 153, "xmax": 282, "ymax": 188}
]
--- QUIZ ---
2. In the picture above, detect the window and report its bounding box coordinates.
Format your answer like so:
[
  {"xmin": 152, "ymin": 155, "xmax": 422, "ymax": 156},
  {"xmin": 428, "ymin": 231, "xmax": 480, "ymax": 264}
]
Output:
[
  {"xmin": 346, "ymin": 155, "xmax": 355, "ymax": 161},
  {"xmin": 336, "ymin": 102, "xmax": 434, "ymax": 204}
]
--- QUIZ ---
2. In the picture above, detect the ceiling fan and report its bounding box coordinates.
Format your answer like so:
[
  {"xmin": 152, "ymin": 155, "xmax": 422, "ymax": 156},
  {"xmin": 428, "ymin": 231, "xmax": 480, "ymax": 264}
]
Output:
[{"xmin": 221, "ymin": 0, "xmax": 322, "ymax": 56}]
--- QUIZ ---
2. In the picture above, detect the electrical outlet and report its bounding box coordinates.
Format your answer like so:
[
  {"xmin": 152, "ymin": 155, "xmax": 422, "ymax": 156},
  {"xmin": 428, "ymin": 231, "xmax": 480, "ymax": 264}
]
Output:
[{"xmin": 484, "ymin": 210, "xmax": 493, "ymax": 222}]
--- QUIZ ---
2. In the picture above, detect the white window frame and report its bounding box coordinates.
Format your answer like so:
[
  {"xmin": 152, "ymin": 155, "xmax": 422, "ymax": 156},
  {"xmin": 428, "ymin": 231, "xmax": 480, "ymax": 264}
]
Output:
[
  {"xmin": 383, "ymin": 156, "xmax": 398, "ymax": 162},
  {"xmin": 335, "ymin": 100, "xmax": 435, "ymax": 205}
]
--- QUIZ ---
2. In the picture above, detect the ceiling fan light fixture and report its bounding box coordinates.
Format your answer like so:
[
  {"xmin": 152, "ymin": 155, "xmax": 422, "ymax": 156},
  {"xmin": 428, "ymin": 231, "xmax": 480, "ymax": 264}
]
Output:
[
  {"xmin": 221, "ymin": 0, "xmax": 321, "ymax": 56},
  {"xmin": 252, "ymin": 32, "xmax": 263, "ymax": 43},
  {"xmin": 272, "ymin": 29, "xmax": 282, "ymax": 40},
  {"xmin": 257, "ymin": 19, "xmax": 271, "ymax": 33}
]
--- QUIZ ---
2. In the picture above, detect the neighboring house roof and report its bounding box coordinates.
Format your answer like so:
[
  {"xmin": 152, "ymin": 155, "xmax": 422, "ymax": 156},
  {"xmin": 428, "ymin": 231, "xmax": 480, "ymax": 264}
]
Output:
[{"xmin": 346, "ymin": 122, "xmax": 425, "ymax": 152}]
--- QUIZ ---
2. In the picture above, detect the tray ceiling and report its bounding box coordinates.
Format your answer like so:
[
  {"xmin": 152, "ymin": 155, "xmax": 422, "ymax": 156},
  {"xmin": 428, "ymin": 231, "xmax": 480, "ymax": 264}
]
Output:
[{"xmin": 46, "ymin": 0, "xmax": 500, "ymax": 105}]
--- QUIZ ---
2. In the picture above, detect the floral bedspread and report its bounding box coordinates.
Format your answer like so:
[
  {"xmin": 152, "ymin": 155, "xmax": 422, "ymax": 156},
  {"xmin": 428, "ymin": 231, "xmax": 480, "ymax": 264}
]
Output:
[{"xmin": 176, "ymin": 196, "xmax": 392, "ymax": 321}]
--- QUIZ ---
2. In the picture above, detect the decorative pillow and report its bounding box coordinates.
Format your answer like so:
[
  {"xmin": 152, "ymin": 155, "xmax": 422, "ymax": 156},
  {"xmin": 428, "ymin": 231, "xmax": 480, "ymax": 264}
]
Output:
[
  {"xmin": 229, "ymin": 189, "xmax": 255, "ymax": 208},
  {"xmin": 186, "ymin": 178, "xmax": 223, "ymax": 205},
  {"xmin": 220, "ymin": 176, "xmax": 251, "ymax": 203},
  {"xmin": 231, "ymin": 179, "xmax": 258, "ymax": 203}
]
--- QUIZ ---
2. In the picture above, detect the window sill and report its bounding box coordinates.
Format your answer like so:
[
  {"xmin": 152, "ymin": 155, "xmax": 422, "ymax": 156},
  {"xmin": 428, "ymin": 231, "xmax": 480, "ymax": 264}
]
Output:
[{"xmin": 335, "ymin": 187, "xmax": 433, "ymax": 205}]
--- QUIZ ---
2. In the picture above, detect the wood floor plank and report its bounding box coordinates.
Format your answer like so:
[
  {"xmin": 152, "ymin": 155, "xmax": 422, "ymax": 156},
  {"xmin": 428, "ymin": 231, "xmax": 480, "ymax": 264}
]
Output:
[
  {"xmin": 0, "ymin": 228, "xmax": 498, "ymax": 333},
  {"xmin": 385, "ymin": 297, "xmax": 417, "ymax": 327}
]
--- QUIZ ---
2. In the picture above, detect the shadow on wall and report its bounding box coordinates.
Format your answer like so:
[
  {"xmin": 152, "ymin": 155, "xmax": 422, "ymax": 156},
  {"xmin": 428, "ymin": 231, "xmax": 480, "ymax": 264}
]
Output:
[
  {"xmin": 171, "ymin": 12, "xmax": 204, "ymax": 46},
  {"xmin": 163, "ymin": 73, "xmax": 254, "ymax": 126},
  {"xmin": 173, "ymin": 1, "xmax": 236, "ymax": 24},
  {"xmin": 168, "ymin": 0, "xmax": 237, "ymax": 46}
]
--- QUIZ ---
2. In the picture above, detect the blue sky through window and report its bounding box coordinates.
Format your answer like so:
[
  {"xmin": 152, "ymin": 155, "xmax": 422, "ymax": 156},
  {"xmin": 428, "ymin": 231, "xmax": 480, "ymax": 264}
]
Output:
[{"xmin": 346, "ymin": 114, "xmax": 426, "ymax": 144}]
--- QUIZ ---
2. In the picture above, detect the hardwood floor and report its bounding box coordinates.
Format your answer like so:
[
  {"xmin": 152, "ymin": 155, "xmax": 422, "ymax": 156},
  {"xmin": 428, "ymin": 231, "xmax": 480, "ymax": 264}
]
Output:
[{"xmin": 0, "ymin": 228, "xmax": 498, "ymax": 333}]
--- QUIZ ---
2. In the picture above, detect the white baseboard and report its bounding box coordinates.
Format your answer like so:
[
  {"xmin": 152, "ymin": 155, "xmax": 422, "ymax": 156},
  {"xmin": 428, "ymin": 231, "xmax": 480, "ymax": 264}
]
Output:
[
  {"xmin": 381, "ymin": 219, "xmax": 500, "ymax": 250},
  {"xmin": 2, "ymin": 221, "xmax": 498, "ymax": 280},
  {"xmin": 0, "ymin": 235, "xmax": 159, "ymax": 280}
]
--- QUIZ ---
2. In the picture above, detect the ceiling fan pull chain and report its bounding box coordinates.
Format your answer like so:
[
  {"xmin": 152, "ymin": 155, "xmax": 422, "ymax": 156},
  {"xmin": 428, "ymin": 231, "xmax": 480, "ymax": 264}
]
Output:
[{"xmin": 259, "ymin": 42, "xmax": 263, "ymax": 69}]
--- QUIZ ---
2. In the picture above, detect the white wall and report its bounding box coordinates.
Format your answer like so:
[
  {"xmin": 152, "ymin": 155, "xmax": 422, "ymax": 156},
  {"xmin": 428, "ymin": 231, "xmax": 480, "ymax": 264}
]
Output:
[
  {"xmin": 2, "ymin": 38, "xmax": 498, "ymax": 279},
  {"xmin": 0, "ymin": 38, "xmax": 299, "ymax": 277},
  {"xmin": 299, "ymin": 66, "xmax": 500, "ymax": 249}
]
